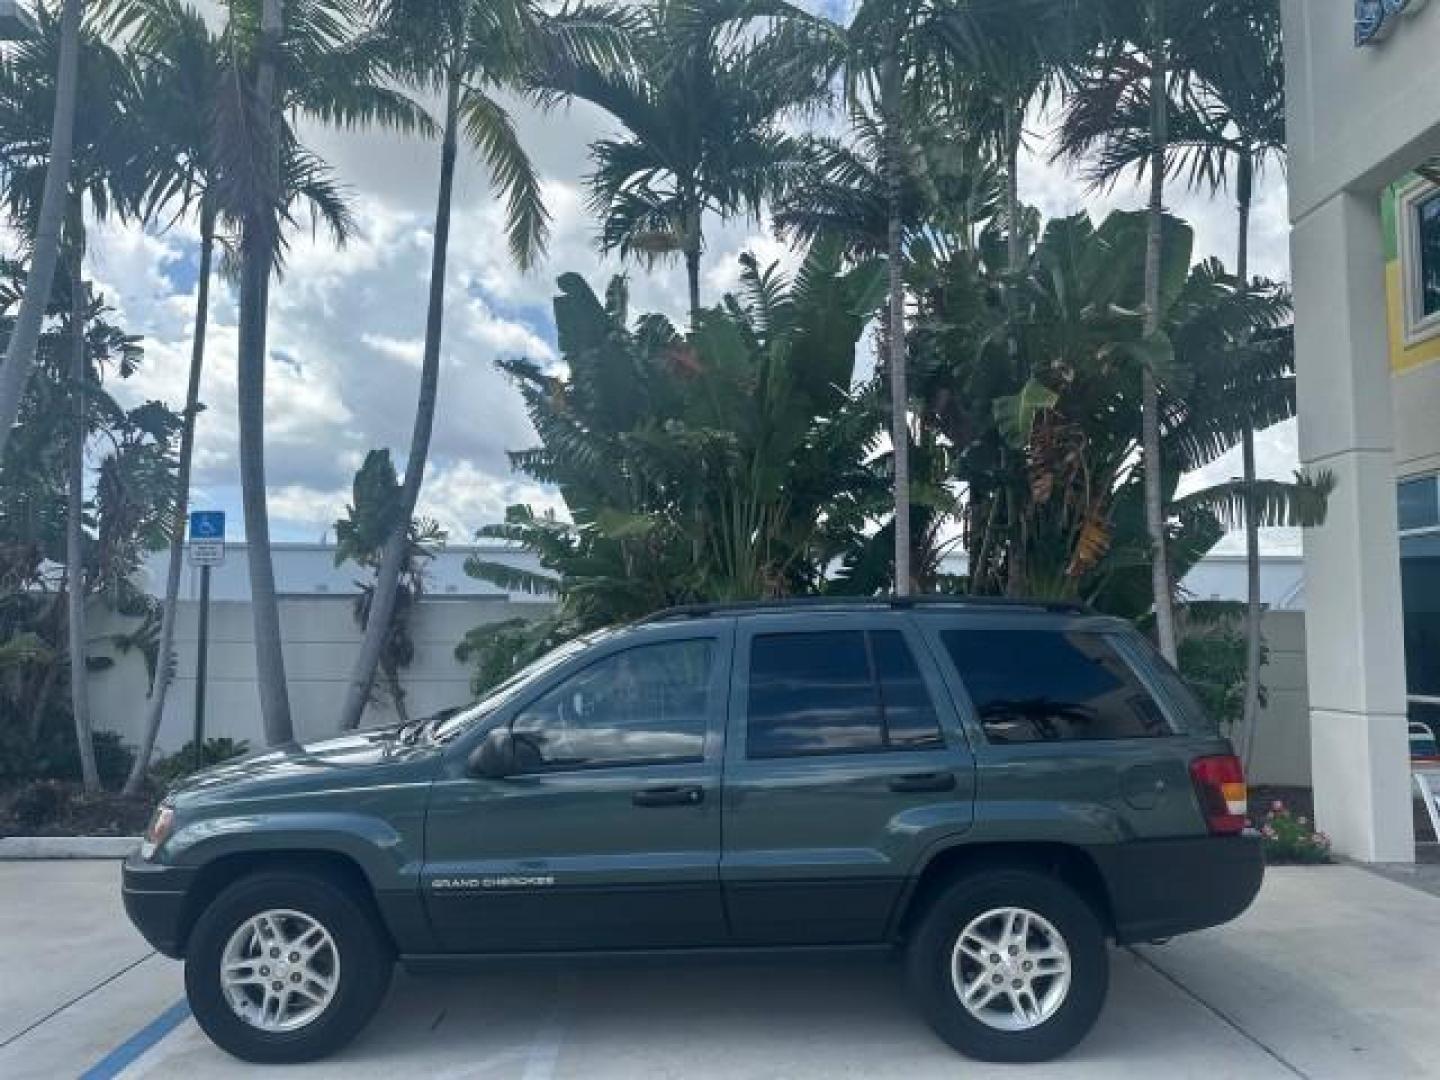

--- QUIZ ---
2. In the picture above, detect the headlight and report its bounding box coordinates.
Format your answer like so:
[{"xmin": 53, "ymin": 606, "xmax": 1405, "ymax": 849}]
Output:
[{"xmin": 140, "ymin": 803, "xmax": 175, "ymax": 861}]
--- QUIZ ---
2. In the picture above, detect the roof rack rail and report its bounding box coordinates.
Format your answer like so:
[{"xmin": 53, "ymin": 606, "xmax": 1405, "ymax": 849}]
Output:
[{"xmin": 635, "ymin": 595, "xmax": 1091, "ymax": 625}]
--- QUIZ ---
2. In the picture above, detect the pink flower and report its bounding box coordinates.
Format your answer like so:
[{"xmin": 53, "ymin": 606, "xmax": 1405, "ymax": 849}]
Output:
[
  {"xmin": 1271, "ymin": 800, "xmax": 1285, "ymax": 812},
  {"xmin": 1262, "ymin": 825, "xmax": 1277, "ymax": 839},
  {"xmin": 1298, "ymin": 816, "xmax": 1308, "ymax": 826}
]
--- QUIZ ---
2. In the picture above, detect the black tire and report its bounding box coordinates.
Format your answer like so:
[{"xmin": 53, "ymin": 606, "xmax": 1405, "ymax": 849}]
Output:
[
  {"xmin": 905, "ymin": 869, "xmax": 1108, "ymax": 1063},
  {"xmin": 184, "ymin": 870, "xmax": 393, "ymax": 1063}
]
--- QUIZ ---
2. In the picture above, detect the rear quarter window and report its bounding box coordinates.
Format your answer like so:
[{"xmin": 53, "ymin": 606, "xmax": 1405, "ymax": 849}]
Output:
[{"xmin": 941, "ymin": 626, "xmax": 1181, "ymax": 744}]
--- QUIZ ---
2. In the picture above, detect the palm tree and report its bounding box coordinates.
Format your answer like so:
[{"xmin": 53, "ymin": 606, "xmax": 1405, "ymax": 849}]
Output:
[
  {"xmin": 544, "ymin": 1, "xmax": 824, "ymax": 326},
  {"xmin": 835, "ymin": 0, "xmax": 977, "ymax": 597},
  {"xmin": 1057, "ymin": 0, "xmax": 1293, "ymax": 738},
  {"xmin": 1055, "ymin": 0, "xmax": 1210, "ymax": 661},
  {"xmin": 337, "ymin": 0, "xmax": 629, "ymax": 732},
  {"xmin": 206, "ymin": 0, "xmax": 425, "ymax": 746},
  {"xmin": 1, "ymin": 6, "xmax": 153, "ymax": 789},
  {"xmin": 110, "ymin": 0, "xmax": 356, "ymax": 786},
  {"xmin": 938, "ymin": 0, "xmax": 1096, "ymax": 274},
  {"xmin": 0, "ymin": 0, "xmax": 81, "ymax": 461},
  {"xmin": 1171, "ymin": 0, "xmax": 1287, "ymax": 762}
]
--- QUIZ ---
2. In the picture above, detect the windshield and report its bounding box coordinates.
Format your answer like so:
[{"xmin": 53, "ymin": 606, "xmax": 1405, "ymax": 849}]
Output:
[{"xmin": 430, "ymin": 629, "xmax": 620, "ymax": 742}]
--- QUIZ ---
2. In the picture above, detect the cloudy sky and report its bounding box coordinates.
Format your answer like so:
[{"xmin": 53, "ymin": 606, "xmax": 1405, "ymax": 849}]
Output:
[{"xmin": 84, "ymin": 1, "xmax": 1300, "ymax": 555}]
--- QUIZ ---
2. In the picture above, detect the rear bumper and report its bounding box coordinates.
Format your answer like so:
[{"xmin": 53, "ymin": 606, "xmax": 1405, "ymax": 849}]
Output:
[
  {"xmin": 122, "ymin": 854, "xmax": 194, "ymax": 959},
  {"xmin": 1088, "ymin": 834, "xmax": 1264, "ymax": 944}
]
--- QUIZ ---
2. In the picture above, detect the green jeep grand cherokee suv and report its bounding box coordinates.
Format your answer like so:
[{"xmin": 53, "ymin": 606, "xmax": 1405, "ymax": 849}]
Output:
[{"xmin": 123, "ymin": 598, "xmax": 1262, "ymax": 1065}]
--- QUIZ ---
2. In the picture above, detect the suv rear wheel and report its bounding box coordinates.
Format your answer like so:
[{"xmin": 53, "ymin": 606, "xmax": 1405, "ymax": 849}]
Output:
[
  {"xmin": 184, "ymin": 870, "xmax": 393, "ymax": 1063},
  {"xmin": 906, "ymin": 869, "xmax": 1108, "ymax": 1062}
]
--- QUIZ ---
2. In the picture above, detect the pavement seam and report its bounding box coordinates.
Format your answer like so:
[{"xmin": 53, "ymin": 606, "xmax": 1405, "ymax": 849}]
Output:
[
  {"xmin": 0, "ymin": 951, "xmax": 156, "ymax": 1051},
  {"xmin": 1126, "ymin": 946, "xmax": 1310, "ymax": 1079}
]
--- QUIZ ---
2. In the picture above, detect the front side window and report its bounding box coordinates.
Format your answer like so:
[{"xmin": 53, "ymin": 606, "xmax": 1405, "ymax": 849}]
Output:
[
  {"xmin": 942, "ymin": 628, "xmax": 1175, "ymax": 745},
  {"xmin": 511, "ymin": 639, "xmax": 714, "ymax": 770},
  {"xmin": 746, "ymin": 630, "xmax": 944, "ymax": 758}
]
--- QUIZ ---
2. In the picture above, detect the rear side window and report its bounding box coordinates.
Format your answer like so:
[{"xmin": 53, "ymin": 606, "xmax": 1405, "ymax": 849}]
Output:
[
  {"xmin": 941, "ymin": 628, "xmax": 1175, "ymax": 744},
  {"xmin": 747, "ymin": 630, "xmax": 944, "ymax": 758}
]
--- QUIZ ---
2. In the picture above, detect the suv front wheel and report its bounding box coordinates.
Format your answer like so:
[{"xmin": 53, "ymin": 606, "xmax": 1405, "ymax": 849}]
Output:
[
  {"xmin": 906, "ymin": 868, "xmax": 1108, "ymax": 1062},
  {"xmin": 184, "ymin": 869, "xmax": 394, "ymax": 1063}
]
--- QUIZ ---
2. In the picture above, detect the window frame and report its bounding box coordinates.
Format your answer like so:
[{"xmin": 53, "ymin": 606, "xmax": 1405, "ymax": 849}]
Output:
[
  {"xmin": 457, "ymin": 627, "xmax": 733, "ymax": 776},
  {"xmin": 1397, "ymin": 178, "xmax": 1440, "ymax": 347},
  {"xmin": 728, "ymin": 612, "xmax": 962, "ymax": 765}
]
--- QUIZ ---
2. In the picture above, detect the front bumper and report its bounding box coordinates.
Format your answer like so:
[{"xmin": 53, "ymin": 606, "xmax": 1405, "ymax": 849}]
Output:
[
  {"xmin": 122, "ymin": 854, "xmax": 195, "ymax": 958},
  {"xmin": 1087, "ymin": 833, "xmax": 1265, "ymax": 944}
]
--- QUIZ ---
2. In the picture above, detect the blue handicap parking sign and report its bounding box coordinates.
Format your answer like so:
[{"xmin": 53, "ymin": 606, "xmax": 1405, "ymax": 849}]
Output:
[{"xmin": 189, "ymin": 510, "xmax": 226, "ymax": 541}]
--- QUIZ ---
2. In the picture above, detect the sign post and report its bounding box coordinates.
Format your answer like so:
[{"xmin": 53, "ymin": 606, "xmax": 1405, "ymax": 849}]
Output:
[{"xmin": 188, "ymin": 511, "xmax": 226, "ymax": 771}]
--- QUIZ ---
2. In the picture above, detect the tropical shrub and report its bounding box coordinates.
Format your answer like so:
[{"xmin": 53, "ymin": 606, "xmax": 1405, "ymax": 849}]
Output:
[
  {"xmin": 460, "ymin": 245, "xmax": 888, "ymax": 687},
  {"xmin": 1176, "ymin": 602, "xmax": 1263, "ymax": 736},
  {"xmin": 334, "ymin": 449, "xmax": 445, "ymax": 725},
  {"xmin": 149, "ymin": 737, "xmax": 250, "ymax": 787}
]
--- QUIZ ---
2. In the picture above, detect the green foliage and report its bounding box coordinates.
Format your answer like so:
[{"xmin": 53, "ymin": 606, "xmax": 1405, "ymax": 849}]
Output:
[
  {"xmin": 333, "ymin": 449, "xmax": 446, "ymax": 720},
  {"xmin": 455, "ymin": 616, "xmax": 574, "ymax": 695},
  {"xmin": 1258, "ymin": 800, "xmax": 1332, "ymax": 865},
  {"xmin": 0, "ymin": 724, "xmax": 136, "ymax": 790},
  {"xmin": 461, "ymin": 245, "xmax": 886, "ymax": 687},
  {"xmin": 1176, "ymin": 602, "xmax": 1259, "ymax": 735},
  {"xmin": 543, "ymin": 0, "xmax": 828, "ymax": 309},
  {"xmin": 148, "ymin": 737, "xmax": 250, "ymax": 787},
  {"xmin": 0, "ymin": 253, "xmax": 179, "ymax": 779}
]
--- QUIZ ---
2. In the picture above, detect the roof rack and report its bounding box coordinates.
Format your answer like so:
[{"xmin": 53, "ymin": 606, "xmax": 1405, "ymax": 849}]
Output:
[{"xmin": 636, "ymin": 595, "xmax": 1091, "ymax": 625}]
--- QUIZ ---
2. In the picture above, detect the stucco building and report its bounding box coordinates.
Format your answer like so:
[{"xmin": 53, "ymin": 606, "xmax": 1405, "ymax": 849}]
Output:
[{"xmin": 1282, "ymin": 0, "xmax": 1440, "ymax": 860}]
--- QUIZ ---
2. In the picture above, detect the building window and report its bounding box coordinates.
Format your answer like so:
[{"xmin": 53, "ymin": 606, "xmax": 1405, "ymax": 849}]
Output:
[
  {"xmin": 1398, "ymin": 182, "xmax": 1440, "ymax": 345},
  {"xmin": 1399, "ymin": 474, "xmax": 1440, "ymax": 743},
  {"xmin": 1399, "ymin": 476, "xmax": 1440, "ymax": 533},
  {"xmin": 1421, "ymin": 191, "xmax": 1440, "ymax": 320}
]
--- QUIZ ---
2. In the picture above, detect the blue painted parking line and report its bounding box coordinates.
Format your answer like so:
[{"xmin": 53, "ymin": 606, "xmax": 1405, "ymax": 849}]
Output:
[{"xmin": 79, "ymin": 1000, "xmax": 190, "ymax": 1080}]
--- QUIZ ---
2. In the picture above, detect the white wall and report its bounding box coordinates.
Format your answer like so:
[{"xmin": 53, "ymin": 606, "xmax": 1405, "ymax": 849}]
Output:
[
  {"xmin": 87, "ymin": 597, "xmax": 1312, "ymax": 786},
  {"xmin": 1280, "ymin": 0, "xmax": 1434, "ymax": 860},
  {"xmin": 89, "ymin": 597, "xmax": 550, "ymax": 753},
  {"xmin": 1249, "ymin": 611, "xmax": 1312, "ymax": 788},
  {"xmin": 1284, "ymin": 0, "xmax": 1440, "ymax": 221}
]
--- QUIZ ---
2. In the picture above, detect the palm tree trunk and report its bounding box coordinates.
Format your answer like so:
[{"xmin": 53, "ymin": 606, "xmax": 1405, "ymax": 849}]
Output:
[
  {"xmin": 685, "ymin": 245, "xmax": 702, "ymax": 330},
  {"xmin": 0, "ymin": 0, "xmax": 84, "ymax": 458},
  {"xmin": 239, "ymin": 0, "xmax": 293, "ymax": 746},
  {"xmin": 1142, "ymin": 0, "xmax": 1177, "ymax": 664},
  {"xmin": 682, "ymin": 197, "xmax": 702, "ymax": 328},
  {"xmin": 1000, "ymin": 111, "xmax": 1025, "ymax": 598},
  {"xmin": 124, "ymin": 205, "xmax": 216, "ymax": 793},
  {"xmin": 881, "ymin": 45, "xmax": 911, "ymax": 597},
  {"xmin": 66, "ymin": 252, "xmax": 99, "ymax": 793},
  {"xmin": 1235, "ymin": 149, "xmax": 1264, "ymax": 765},
  {"xmin": 340, "ymin": 72, "xmax": 461, "ymax": 731},
  {"xmin": 1005, "ymin": 109, "xmax": 1023, "ymax": 273}
]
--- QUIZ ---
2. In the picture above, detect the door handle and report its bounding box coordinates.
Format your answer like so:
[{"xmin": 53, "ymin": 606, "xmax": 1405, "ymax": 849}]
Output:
[
  {"xmin": 887, "ymin": 772, "xmax": 956, "ymax": 793},
  {"xmin": 632, "ymin": 785, "xmax": 705, "ymax": 808}
]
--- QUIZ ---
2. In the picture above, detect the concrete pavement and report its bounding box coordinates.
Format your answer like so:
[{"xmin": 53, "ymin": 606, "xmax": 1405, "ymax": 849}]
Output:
[{"xmin": 0, "ymin": 861, "xmax": 1436, "ymax": 1079}]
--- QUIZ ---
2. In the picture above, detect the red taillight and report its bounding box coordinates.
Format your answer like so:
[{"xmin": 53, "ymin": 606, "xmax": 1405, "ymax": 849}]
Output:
[{"xmin": 1189, "ymin": 754, "xmax": 1248, "ymax": 835}]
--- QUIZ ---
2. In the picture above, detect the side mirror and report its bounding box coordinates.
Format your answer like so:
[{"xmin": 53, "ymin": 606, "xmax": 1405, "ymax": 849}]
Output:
[{"xmin": 468, "ymin": 726, "xmax": 516, "ymax": 779}]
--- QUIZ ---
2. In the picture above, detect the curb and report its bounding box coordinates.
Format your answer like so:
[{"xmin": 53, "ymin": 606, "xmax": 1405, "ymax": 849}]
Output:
[{"xmin": 0, "ymin": 836, "xmax": 140, "ymax": 860}]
